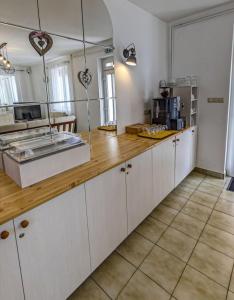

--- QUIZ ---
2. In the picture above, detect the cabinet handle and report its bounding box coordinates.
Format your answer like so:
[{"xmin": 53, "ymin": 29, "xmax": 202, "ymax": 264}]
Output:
[
  {"xmin": 127, "ymin": 164, "xmax": 132, "ymax": 169},
  {"xmin": 120, "ymin": 168, "xmax": 126, "ymax": 173},
  {"xmin": 176, "ymin": 139, "xmax": 180, "ymax": 142},
  {"xmin": 192, "ymin": 130, "xmax": 195, "ymax": 133},
  {"xmin": 0, "ymin": 231, "xmax": 9, "ymax": 240},
  {"xmin": 20, "ymin": 220, "xmax": 29, "ymax": 229}
]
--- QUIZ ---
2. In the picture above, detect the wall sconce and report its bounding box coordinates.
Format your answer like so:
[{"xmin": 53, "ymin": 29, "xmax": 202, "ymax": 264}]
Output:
[{"xmin": 123, "ymin": 43, "xmax": 137, "ymax": 66}]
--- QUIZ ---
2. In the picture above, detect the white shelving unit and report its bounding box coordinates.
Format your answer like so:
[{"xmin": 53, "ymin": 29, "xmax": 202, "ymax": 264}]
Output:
[{"xmin": 172, "ymin": 86, "xmax": 199, "ymax": 127}]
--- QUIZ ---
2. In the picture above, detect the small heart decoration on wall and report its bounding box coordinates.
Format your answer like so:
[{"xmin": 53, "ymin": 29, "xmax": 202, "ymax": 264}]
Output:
[
  {"xmin": 29, "ymin": 31, "xmax": 53, "ymax": 56},
  {"xmin": 78, "ymin": 68, "xmax": 92, "ymax": 89}
]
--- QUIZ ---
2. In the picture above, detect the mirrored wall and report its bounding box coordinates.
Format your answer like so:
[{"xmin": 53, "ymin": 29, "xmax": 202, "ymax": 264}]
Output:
[{"xmin": 0, "ymin": 0, "xmax": 117, "ymax": 144}]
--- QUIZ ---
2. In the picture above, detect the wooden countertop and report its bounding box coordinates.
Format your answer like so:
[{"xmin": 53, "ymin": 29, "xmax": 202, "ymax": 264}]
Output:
[{"xmin": 0, "ymin": 129, "xmax": 189, "ymax": 225}]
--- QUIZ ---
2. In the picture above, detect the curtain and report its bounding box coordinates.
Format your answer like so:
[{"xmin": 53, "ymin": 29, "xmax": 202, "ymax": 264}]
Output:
[
  {"xmin": 47, "ymin": 62, "xmax": 73, "ymax": 114},
  {"xmin": 0, "ymin": 74, "xmax": 18, "ymax": 106}
]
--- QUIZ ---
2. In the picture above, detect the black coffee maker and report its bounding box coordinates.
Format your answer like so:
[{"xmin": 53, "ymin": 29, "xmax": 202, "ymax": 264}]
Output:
[{"xmin": 152, "ymin": 97, "xmax": 185, "ymax": 130}]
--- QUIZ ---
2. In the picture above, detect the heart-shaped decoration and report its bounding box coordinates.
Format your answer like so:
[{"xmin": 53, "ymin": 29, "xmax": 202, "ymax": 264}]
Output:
[
  {"xmin": 29, "ymin": 31, "xmax": 53, "ymax": 56},
  {"xmin": 78, "ymin": 69, "xmax": 92, "ymax": 89}
]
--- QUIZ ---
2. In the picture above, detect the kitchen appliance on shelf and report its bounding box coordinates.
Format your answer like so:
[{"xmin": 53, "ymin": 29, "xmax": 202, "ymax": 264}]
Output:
[{"xmin": 152, "ymin": 97, "xmax": 185, "ymax": 130}]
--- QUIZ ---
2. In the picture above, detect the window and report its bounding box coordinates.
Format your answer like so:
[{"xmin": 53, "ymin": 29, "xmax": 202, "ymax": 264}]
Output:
[
  {"xmin": 47, "ymin": 61, "xmax": 73, "ymax": 114},
  {"xmin": 100, "ymin": 56, "xmax": 116, "ymax": 125},
  {"xmin": 0, "ymin": 74, "xmax": 18, "ymax": 106}
]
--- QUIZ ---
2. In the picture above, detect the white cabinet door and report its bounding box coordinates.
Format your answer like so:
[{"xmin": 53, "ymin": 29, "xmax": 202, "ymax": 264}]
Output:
[
  {"xmin": 126, "ymin": 150, "xmax": 153, "ymax": 234},
  {"xmin": 190, "ymin": 126, "xmax": 198, "ymax": 172},
  {"xmin": 152, "ymin": 137, "xmax": 176, "ymax": 206},
  {"xmin": 0, "ymin": 221, "xmax": 24, "ymax": 300},
  {"xmin": 175, "ymin": 130, "xmax": 193, "ymax": 186},
  {"xmin": 86, "ymin": 164, "xmax": 127, "ymax": 271},
  {"xmin": 15, "ymin": 185, "xmax": 90, "ymax": 300}
]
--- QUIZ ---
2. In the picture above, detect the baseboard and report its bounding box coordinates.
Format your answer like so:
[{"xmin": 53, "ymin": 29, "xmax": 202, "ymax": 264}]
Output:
[{"xmin": 195, "ymin": 167, "xmax": 225, "ymax": 179}]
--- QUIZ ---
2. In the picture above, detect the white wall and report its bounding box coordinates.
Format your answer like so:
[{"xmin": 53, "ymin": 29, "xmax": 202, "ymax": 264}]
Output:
[
  {"xmin": 172, "ymin": 12, "xmax": 234, "ymax": 174},
  {"xmin": 103, "ymin": 0, "xmax": 168, "ymax": 133}
]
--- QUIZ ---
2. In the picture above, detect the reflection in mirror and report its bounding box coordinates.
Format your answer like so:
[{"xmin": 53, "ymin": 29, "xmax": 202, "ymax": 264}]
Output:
[
  {"xmin": 43, "ymin": 35, "xmax": 90, "ymax": 133},
  {"xmin": 83, "ymin": 0, "xmax": 117, "ymax": 134},
  {"xmin": 0, "ymin": 0, "xmax": 39, "ymax": 29},
  {"xmin": 82, "ymin": 0, "xmax": 113, "ymax": 45},
  {"xmin": 0, "ymin": 103, "xmax": 50, "ymax": 135},
  {"xmin": 38, "ymin": 0, "xmax": 83, "ymax": 40},
  {"xmin": 84, "ymin": 43, "xmax": 117, "ymax": 133},
  {"xmin": 0, "ymin": 25, "xmax": 47, "ymax": 127}
]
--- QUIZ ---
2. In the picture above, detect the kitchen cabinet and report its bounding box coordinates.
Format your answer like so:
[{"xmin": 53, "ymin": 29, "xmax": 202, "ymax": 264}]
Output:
[
  {"xmin": 126, "ymin": 150, "xmax": 154, "ymax": 234},
  {"xmin": 190, "ymin": 126, "xmax": 197, "ymax": 172},
  {"xmin": 0, "ymin": 221, "xmax": 24, "ymax": 300},
  {"xmin": 14, "ymin": 185, "xmax": 90, "ymax": 300},
  {"xmin": 152, "ymin": 137, "xmax": 176, "ymax": 205},
  {"xmin": 175, "ymin": 128, "xmax": 196, "ymax": 186},
  {"xmin": 85, "ymin": 164, "xmax": 128, "ymax": 271}
]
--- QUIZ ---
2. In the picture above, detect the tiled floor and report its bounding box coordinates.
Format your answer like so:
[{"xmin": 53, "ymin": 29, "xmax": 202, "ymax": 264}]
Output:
[{"xmin": 69, "ymin": 172, "xmax": 234, "ymax": 300}]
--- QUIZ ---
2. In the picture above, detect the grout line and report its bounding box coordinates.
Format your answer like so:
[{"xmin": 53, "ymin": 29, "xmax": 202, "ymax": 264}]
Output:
[
  {"xmin": 80, "ymin": 174, "xmax": 231, "ymax": 299},
  {"xmin": 170, "ymin": 176, "xmax": 228, "ymax": 298},
  {"xmin": 115, "ymin": 215, "xmax": 172, "ymax": 299},
  {"xmin": 116, "ymin": 175, "xmax": 206, "ymax": 298},
  {"xmin": 227, "ymin": 263, "xmax": 234, "ymax": 300},
  {"xmin": 90, "ymin": 277, "xmax": 112, "ymax": 299}
]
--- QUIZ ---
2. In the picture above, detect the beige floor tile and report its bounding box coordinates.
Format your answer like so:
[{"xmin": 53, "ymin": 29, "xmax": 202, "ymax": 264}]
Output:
[
  {"xmin": 162, "ymin": 193, "xmax": 188, "ymax": 211},
  {"xmin": 118, "ymin": 271, "xmax": 170, "ymax": 300},
  {"xmin": 228, "ymin": 291, "xmax": 234, "ymax": 300},
  {"xmin": 190, "ymin": 191, "xmax": 218, "ymax": 208},
  {"xmin": 117, "ymin": 232, "xmax": 154, "ymax": 267},
  {"xmin": 189, "ymin": 171, "xmax": 206, "ymax": 179},
  {"xmin": 220, "ymin": 190, "xmax": 234, "ymax": 202},
  {"xmin": 183, "ymin": 176, "xmax": 203, "ymax": 186},
  {"xmin": 215, "ymin": 198, "xmax": 234, "ymax": 217},
  {"xmin": 188, "ymin": 242, "xmax": 233, "ymax": 288},
  {"xmin": 157, "ymin": 227, "xmax": 196, "ymax": 262},
  {"xmin": 92, "ymin": 252, "xmax": 136, "ymax": 299},
  {"xmin": 173, "ymin": 186, "xmax": 194, "ymax": 199},
  {"xmin": 200, "ymin": 225, "xmax": 234, "ymax": 258},
  {"xmin": 151, "ymin": 204, "xmax": 178, "ymax": 225},
  {"xmin": 209, "ymin": 211, "xmax": 234, "ymax": 235},
  {"xmin": 204, "ymin": 176, "xmax": 226, "ymax": 188},
  {"xmin": 179, "ymin": 180, "xmax": 198, "ymax": 191},
  {"xmin": 171, "ymin": 212, "xmax": 205, "ymax": 239},
  {"xmin": 229, "ymin": 270, "xmax": 234, "ymax": 292},
  {"xmin": 182, "ymin": 201, "xmax": 212, "ymax": 222},
  {"xmin": 140, "ymin": 245, "xmax": 185, "ymax": 293},
  {"xmin": 68, "ymin": 278, "xmax": 109, "ymax": 300},
  {"xmin": 198, "ymin": 182, "xmax": 223, "ymax": 197},
  {"xmin": 174, "ymin": 266, "xmax": 227, "ymax": 300},
  {"xmin": 136, "ymin": 217, "xmax": 167, "ymax": 243}
]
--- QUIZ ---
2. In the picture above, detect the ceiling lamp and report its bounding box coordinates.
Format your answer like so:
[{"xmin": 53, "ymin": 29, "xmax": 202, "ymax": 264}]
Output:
[
  {"xmin": 123, "ymin": 43, "xmax": 137, "ymax": 66},
  {"xmin": 0, "ymin": 42, "xmax": 15, "ymax": 74}
]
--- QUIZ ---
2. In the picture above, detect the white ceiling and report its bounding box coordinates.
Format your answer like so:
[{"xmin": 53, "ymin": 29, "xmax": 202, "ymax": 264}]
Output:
[{"xmin": 128, "ymin": 0, "xmax": 233, "ymax": 21}]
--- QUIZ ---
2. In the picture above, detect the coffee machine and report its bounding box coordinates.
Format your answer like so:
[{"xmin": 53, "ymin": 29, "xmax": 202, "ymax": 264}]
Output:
[{"xmin": 152, "ymin": 97, "xmax": 184, "ymax": 130}]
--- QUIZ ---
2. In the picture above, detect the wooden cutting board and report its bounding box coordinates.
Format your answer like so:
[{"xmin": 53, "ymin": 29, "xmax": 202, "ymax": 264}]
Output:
[{"xmin": 138, "ymin": 130, "xmax": 177, "ymax": 140}]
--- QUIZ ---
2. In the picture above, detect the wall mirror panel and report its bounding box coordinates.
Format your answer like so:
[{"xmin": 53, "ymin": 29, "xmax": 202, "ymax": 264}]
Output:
[
  {"xmin": 0, "ymin": 0, "xmax": 117, "ymax": 139},
  {"xmin": 0, "ymin": 0, "xmax": 39, "ymax": 29},
  {"xmin": 85, "ymin": 42, "xmax": 117, "ymax": 132},
  {"xmin": 38, "ymin": 0, "xmax": 83, "ymax": 40},
  {"xmin": 43, "ymin": 35, "xmax": 89, "ymax": 133},
  {"xmin": 82, "ymin": 0, "xmax": 113, "ymax": 45}
]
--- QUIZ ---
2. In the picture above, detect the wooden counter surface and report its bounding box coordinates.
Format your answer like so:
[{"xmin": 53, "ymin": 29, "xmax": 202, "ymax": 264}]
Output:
[{"xmin": 0, "ymin": 129, "xmax": 188, "ymax": 225}]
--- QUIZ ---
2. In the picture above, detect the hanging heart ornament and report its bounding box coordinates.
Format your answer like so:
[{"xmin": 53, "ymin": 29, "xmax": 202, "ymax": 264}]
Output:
[
  {"xmin": 78, "ymin": 68, "xmax": 92, "ymax": 89},
  {"xmin": 29, "ymin": 31, "xmax": 53, "ymax": 56}
]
